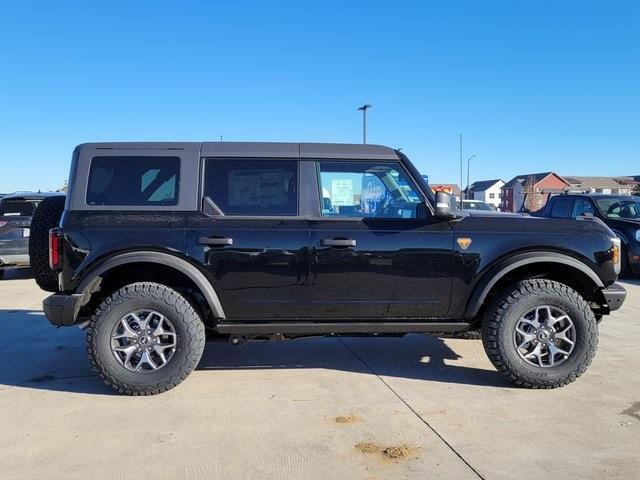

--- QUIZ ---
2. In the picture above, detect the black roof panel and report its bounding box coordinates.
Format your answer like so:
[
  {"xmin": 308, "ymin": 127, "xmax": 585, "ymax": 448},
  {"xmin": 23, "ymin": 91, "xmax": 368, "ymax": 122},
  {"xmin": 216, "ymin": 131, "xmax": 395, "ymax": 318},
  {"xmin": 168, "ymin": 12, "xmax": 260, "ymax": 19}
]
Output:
[{"xmin": 79, "ymin": 142, "xmax": 399, "ymax": 160}]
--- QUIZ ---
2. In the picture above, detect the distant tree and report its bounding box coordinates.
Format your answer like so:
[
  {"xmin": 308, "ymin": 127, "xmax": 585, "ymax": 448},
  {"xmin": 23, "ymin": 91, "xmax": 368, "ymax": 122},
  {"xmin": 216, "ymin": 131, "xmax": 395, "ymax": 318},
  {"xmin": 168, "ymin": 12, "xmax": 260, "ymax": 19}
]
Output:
[{"xmin": 523, "ymin": 176, "xmax": 545, "ymax": 212}]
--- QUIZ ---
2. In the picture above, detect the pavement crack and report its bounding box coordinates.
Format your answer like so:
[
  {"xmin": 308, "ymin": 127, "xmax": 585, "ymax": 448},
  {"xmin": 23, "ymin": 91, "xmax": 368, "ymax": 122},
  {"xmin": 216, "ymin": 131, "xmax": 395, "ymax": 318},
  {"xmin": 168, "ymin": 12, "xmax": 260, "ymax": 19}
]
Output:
[{"xmin": 338, "ymin": 336, "xmax": 485, "ymax": 480}]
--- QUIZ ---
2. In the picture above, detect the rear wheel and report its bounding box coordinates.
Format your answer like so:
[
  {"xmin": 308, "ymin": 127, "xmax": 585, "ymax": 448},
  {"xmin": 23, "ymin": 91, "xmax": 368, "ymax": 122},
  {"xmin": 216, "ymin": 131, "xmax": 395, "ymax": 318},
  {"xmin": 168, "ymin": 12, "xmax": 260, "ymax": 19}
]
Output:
[
  {"xmin": 29, "ymin": 195, "xmax": 65, "ymax": 291},
  {"xmin": 87, "ymin": 282, "xmax": 206, "ymax": 395},
  {"xmin": 0, "ymin": 270, "xmax": 4, "ymax": 280},
  {"xmin": 482, "ymin": 279, "xmax": 598, "ymax": 388}
]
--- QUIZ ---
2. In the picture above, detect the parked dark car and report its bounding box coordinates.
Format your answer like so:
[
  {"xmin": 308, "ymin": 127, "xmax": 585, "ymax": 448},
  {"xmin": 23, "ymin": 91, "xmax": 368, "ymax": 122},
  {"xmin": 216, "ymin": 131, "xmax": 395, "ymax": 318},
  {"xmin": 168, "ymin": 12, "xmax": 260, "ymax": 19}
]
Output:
[
  {"xmin": 0, "ymin": 192, "xmax": 64, "ymax": 279},
  {"xmin": 537, "ymin": 193, "xmax": 640, "ymax": 275},
  {"xmin": 36, "ymin": 142, "xmax": 625, "ymax": 395},
  {"xmin": 462, "ymin": 199, "xmax": 495, "ymax": 211}
]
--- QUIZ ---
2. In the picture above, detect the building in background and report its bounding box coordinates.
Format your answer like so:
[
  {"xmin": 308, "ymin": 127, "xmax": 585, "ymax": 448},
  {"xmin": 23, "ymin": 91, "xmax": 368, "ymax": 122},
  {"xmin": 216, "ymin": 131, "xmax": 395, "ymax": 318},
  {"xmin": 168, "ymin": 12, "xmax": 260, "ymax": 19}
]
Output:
[
  {"xmin": 466, "ymin": 179, "xmax": 505, "ymax": 210},
  {"xmin": 613, "ymin": 175, "xmax": 640, "ymax": 195},
  {"xmin": 563, "ymin": 176, "xmax": 633, "ymax": 195},
  {"xmin": 501, "ymin": 172, "xmax": 569, "ymax": 212}
]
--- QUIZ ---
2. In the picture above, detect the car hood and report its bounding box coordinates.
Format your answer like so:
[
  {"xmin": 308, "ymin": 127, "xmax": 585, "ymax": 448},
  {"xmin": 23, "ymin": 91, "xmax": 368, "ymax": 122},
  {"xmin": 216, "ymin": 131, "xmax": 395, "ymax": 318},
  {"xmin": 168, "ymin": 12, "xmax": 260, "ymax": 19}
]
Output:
[
  {"xmin": 455, "ymin": 208, "xmax": 615, "ymax": 238},
  {"xmin": 605, "ymin": 217, "xmax": 640, "ymax": 227}
]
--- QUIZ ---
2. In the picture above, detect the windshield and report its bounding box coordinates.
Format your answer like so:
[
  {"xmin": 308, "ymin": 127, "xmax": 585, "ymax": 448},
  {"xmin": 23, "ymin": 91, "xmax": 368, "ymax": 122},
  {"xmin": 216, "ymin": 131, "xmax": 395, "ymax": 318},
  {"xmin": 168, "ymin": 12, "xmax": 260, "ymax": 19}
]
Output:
[{"xmin": 595, "ymin": 196, "xmax": 640, "ymax": 219}]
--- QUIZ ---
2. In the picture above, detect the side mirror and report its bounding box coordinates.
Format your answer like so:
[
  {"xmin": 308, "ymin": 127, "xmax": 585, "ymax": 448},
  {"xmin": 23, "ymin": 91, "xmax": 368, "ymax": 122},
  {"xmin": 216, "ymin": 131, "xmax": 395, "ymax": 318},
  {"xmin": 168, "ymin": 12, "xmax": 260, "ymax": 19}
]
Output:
[{"xmin": 435, "ymin": 191, "xmax": 457, "ymax": 219}]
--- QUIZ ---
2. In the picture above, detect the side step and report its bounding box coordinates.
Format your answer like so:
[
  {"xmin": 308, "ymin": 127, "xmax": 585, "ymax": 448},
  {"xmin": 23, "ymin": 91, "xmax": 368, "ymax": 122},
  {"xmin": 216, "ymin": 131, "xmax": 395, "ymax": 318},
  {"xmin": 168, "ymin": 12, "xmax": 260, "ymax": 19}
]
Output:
[{"xmin": 215, "ymin": 321, "xmax": 471, "ymax": 335}]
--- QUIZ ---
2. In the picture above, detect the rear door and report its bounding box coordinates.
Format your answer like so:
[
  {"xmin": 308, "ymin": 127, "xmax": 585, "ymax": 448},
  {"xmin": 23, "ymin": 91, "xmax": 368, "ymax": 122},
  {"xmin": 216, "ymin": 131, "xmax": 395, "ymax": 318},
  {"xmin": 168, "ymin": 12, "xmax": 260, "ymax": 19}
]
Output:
[
  {"xmin": 309, "ymin": 160, "xmax": 453, "ymax": 319},
  {"xmin": 186, "ymin": 158, "xmax": 310, "ymax": 321}
]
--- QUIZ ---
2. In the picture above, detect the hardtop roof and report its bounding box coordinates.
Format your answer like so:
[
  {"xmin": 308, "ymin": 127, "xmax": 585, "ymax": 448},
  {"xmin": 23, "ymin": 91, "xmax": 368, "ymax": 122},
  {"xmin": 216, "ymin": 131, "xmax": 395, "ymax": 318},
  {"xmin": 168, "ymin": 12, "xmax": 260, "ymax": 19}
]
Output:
[{"xmin": 76, "ymin": 142, "xmax": 400, "ymax": 160}]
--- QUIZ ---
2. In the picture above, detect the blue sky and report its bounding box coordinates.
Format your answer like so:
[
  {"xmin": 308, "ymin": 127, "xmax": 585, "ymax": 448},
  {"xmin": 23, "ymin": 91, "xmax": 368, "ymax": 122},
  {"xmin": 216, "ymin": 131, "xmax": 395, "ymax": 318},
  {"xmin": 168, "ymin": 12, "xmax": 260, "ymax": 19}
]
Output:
[{"xmin": 0, "ymin": 0, "xmax": 638, "ymax": 192}]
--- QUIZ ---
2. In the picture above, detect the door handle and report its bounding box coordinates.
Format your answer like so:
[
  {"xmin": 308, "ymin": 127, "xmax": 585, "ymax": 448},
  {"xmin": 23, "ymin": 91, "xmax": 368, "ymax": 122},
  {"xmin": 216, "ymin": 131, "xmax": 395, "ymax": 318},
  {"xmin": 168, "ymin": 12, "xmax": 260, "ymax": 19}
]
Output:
[
  {"xmin": 198, "ymin": 237, "xmax": 233, "ymax": 246},
  {"xmin": 320, "ymin": 238, "xmax": 356, "ymax": 247}
]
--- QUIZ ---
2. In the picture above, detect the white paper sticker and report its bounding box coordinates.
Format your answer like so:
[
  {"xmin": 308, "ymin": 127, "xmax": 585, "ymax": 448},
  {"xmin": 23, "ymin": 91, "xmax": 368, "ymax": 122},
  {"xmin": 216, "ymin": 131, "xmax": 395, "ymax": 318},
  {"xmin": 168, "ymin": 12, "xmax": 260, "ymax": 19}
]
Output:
[{"xmin": 331, "ymin": 179, "xmax": 354, "ymax": 206}]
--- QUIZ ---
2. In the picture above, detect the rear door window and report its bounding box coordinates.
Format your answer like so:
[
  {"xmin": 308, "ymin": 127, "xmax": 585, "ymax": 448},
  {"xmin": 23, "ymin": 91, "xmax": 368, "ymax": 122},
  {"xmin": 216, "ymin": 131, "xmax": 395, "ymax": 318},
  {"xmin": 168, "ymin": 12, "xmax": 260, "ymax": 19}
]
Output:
[
  {"xmin": 572, "ymin": 198, "xmax": 596, "ymax": 218},
  {"xmin": 550, "ymin": 197, "xmax": 573, "ymax": 218},
  {"xmin": 86, "ymin": 156, "xmax": 180, "ymax": 206},
  {"xmin": 204, "ymin": 159, "xmax": 298, "ymax": 216}
]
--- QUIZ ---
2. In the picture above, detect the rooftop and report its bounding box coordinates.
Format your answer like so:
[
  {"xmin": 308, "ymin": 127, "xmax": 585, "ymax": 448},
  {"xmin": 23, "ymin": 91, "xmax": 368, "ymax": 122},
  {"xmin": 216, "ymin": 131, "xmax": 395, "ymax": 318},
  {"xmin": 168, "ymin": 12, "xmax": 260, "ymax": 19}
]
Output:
[
  {"xmin": 77, "ymin": 142, "xmax": 400, "ymax": 160},
  {"xmin": 503, "ymin": 172, "xmax": 565, "ymax": 189},
  {"xmin": 564, "ymin": 176, "xmax": 628, "ymax": 190},
  {"xmin": 468, "ymin": 179, "xmax": 503, "ymax": 192}
]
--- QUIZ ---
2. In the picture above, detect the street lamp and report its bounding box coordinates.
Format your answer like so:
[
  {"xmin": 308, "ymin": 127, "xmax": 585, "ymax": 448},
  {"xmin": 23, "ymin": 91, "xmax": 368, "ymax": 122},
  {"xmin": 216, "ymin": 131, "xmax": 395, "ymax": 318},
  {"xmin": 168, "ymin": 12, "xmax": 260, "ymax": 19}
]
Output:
[
  {"xmin": 466, "ymin": 154, "xmax": 476, "ymax": 199},
  {"xmin": 357, "ymin": 104, "xmax": 372, "ymax": 144}
]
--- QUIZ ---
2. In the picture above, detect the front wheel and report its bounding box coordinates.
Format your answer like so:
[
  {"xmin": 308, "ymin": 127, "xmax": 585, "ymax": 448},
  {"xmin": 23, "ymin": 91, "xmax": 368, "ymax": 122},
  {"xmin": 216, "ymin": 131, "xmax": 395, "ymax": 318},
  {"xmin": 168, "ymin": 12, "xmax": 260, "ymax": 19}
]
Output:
[
  {"xmin": 482, "ymin": 279, "xmax": 598, "ymax": 388},
  {"xmin": 87, "ymin": 282, "xmax": 205, "ymax": 395}
]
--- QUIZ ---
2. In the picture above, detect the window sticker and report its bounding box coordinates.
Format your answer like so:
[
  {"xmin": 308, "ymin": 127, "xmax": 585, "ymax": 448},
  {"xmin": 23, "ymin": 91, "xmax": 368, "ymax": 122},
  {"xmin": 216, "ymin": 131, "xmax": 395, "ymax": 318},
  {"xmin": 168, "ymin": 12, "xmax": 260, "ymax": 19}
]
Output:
[
  {"xmin": 331, "ymin": 179, "xmax": 354, "ymax": 206},
  {"xmin": 228, "ymin": 169, "xmax": 287, "ymax": 207}
]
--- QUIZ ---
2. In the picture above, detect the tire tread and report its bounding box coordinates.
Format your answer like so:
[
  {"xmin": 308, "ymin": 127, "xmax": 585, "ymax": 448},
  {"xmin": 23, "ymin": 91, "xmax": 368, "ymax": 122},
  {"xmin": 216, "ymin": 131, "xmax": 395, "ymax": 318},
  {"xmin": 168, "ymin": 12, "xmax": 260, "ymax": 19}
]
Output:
[
  {"xmin": 481, "ymin": 279, "xmax": 598, "ymax": 389},
  {"xmin": 86, "ymin": 282, "xmax": 205, "ymax": 396}
]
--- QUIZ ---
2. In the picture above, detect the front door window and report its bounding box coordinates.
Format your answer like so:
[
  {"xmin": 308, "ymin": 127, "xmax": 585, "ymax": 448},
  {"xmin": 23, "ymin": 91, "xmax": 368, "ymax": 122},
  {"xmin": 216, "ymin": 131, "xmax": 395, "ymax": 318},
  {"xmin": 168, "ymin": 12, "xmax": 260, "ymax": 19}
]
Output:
[{"xmin": 317, "ymin": 162, "xmax": 423, "ymax": 219}]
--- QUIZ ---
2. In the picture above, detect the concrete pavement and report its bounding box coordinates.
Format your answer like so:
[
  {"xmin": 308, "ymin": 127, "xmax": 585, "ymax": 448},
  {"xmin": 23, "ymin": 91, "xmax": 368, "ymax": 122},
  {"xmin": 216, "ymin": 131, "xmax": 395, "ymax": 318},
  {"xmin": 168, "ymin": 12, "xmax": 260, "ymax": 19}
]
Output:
[{"xmin": 0, "ymin": 268, "xmax": 638, "ymax": 479}]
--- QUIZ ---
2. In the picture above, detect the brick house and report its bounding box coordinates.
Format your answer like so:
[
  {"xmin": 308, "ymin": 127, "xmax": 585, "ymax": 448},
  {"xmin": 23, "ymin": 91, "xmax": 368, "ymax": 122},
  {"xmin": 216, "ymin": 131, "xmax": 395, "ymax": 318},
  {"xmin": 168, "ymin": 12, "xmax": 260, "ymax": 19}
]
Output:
[{"xmin": 501, "ymin": 172, "xmax": 569, "ymax": 212}]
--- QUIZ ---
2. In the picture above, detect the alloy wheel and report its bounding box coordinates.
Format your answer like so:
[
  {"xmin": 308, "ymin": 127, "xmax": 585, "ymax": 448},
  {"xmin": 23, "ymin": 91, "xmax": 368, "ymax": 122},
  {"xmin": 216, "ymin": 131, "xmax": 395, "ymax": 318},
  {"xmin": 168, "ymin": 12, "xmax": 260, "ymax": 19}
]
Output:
[
  {"xmin": 513, "ymin": 305, "xmax": 576, "ymax": 368},
  {"xmin": 110, "ymin": 310, "xmax": 177, "ymax": 372}
]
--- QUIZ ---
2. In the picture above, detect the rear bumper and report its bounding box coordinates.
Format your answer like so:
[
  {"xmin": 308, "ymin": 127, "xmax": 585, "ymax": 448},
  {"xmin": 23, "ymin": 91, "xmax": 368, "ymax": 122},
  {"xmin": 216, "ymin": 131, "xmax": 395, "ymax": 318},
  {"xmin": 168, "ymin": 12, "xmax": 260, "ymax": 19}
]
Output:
[
  {"xmin": 601, "ymin": 282, "xmax": 626, "ymax": 312},
  {"xmin": 0, "ymin": 254, "xmax": 29, "ymax": 267},
  {"xmin": 43, "ymin": 293, "xmax": 84, "ymax": 326}
]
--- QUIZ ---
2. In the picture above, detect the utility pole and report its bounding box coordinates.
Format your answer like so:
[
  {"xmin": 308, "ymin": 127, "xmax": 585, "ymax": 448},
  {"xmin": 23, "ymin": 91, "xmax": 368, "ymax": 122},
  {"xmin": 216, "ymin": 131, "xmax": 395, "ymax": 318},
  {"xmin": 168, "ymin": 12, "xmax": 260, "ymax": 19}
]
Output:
[
  {"xmin": 357, "ymin": 104, "xmax": 372, "ymax": 144},
  {"xmin": 466, "ymin": 154, "xmax": 476, "ymax": 198},
  {"xmin": 459, "ymin": 134, "xmax": 463, "ymax": 201}
]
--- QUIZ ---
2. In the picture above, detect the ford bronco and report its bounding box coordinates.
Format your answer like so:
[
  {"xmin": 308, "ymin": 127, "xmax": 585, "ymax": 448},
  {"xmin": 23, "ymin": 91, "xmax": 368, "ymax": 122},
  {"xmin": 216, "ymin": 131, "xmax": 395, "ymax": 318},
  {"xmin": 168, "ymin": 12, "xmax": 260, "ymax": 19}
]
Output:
[{"xmin": 37, "ymin": 142, "xmax": 626, "ymax": 395}]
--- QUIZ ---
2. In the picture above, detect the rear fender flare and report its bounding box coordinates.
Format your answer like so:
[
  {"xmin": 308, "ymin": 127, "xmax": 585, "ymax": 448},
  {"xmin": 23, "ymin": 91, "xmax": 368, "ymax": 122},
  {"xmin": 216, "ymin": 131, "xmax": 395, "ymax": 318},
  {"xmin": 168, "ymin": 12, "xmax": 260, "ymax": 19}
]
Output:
[
  {"xmin": 464, "ymin": 252, "xmax": 604, "ymax": 319},
  {"xmin": 76, "ymin": 251, "xmax": 225, "ymax": 319}
]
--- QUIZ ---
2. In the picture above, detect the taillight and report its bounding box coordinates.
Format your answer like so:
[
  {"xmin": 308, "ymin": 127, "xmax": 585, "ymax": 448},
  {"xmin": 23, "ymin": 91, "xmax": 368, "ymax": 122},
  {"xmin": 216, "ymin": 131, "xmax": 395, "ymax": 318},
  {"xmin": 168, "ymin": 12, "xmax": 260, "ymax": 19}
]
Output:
[{"xmin": 49, "ymin": 228, "xmax": 62, "ymax": 271}]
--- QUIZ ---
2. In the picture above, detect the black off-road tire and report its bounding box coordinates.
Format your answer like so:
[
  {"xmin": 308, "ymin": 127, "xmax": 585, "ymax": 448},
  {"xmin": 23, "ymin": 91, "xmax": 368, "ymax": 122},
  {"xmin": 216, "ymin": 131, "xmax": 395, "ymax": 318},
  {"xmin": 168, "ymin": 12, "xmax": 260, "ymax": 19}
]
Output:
[
  {"xmin": 482, "ymin": 279, "xmax": 598, "ymax": 389},
  {"xmin": 29, "ymin": 195, "xmax": 65, "ymax": 292},
  {"xmin": 86, "ymin": 282, "xmax": 206, "ymax": 395},
  {"xmin": 0, "ymin": 270, "xmax": 4, "ymax": 280}
]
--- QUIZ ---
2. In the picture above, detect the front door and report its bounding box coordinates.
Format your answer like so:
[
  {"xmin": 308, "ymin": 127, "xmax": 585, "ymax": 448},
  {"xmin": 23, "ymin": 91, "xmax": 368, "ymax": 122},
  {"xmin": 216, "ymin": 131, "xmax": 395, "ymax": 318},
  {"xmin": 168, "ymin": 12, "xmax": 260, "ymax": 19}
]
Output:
[
  {"xmin": 186, "ymin": 158, "xmax": 309, "ymax": 320},
  {"xmin": 309, "ymin": 160, "xmax": 453, "ymax": 319}
]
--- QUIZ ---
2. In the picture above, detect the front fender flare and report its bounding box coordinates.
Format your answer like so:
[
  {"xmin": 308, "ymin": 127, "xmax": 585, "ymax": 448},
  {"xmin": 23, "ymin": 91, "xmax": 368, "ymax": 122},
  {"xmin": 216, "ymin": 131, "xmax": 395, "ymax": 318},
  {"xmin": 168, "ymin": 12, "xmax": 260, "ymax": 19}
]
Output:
[
  {"xmin": 76, "ymin": 251, "xmax": 226, "ymax": 319},
  {"xmin": 463, "ymin": 251, "xmax": 604, "ymax": 319},
  {"xmin": 610, "ymin": 229, "xmax": 629, "ymax": 245}
]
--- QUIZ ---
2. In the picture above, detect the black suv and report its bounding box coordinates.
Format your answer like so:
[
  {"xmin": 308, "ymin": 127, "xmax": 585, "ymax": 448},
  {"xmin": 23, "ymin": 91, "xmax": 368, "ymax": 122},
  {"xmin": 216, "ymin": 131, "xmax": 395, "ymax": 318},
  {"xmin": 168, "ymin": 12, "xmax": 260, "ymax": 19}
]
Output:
[
  {"xmin": 536, "ymin": 193, "xmax": 640, "ymax": 275},
  {"xmin": 39, "ymin": 142, "xmax": 625, "ymax": 395},
  {"xmin": 0, "ymin": 192, "xmax": 64, "ymax": 279}
]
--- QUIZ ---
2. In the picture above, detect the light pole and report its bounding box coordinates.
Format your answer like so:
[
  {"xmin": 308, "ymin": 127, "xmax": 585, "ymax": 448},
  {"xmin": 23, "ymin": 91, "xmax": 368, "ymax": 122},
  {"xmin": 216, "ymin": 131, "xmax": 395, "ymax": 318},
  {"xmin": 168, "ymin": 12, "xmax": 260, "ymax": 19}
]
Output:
[
  {"xmin": 466, "ymin": 154, "xmax": 476, "ymax": 199},
  {"xmin": 357, "ymin": 104, "xmax": 372, "ymax": 144}
]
